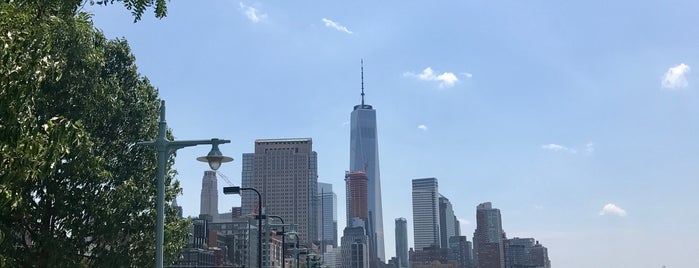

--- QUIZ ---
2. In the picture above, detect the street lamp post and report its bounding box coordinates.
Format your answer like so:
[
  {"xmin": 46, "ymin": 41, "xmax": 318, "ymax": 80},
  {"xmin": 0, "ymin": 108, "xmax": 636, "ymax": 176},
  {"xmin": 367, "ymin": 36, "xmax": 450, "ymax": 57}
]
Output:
[
  {"xmin": 224, "ymin": 186, "xmax": 263, "ymax": 268},
  {"xmin": 139, "ymin": 100, "xmax": 232, "ymax": 268},
  {"xmin": 268, "ymin": 216, "xmax": 285, "ymax": 268}
]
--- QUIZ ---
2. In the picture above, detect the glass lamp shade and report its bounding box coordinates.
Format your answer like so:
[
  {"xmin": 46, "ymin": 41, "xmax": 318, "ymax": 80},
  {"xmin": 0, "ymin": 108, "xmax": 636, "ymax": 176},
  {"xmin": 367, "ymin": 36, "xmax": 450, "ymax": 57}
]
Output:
[{"xmin": 197, "ymin": 144, "xmax": 233, "ymax": 170}]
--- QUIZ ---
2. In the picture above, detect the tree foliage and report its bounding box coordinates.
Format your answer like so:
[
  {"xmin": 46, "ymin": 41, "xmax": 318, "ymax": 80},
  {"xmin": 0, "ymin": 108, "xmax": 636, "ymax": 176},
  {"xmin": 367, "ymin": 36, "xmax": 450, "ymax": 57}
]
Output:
[{"xmin": 0, "ymin": 1, "xmax": 188, "ymax": 267}]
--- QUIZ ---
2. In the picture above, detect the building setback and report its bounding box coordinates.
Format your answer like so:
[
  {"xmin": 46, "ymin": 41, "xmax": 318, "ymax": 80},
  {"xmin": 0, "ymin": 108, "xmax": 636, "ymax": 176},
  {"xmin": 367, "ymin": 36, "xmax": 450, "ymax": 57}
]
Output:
[
  {"xmin": 412, "ymin": 178, "xmax": 441, "ymax": 251},
  {"xmin": 241, "ymin": 138, "xmax": 318, "ymax": 245}
]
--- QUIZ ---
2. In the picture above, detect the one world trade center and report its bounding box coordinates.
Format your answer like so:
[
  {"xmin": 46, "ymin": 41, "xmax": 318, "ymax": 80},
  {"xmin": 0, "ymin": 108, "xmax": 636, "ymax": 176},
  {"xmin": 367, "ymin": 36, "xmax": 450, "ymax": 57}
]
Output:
[{"xmin": 349, "ymin": 61, "xmax": 385, "ymax": 262}]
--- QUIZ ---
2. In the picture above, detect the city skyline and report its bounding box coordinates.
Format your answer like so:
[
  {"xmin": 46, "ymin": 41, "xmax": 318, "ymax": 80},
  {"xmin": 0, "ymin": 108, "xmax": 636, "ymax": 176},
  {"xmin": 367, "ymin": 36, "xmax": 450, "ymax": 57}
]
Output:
[{"xmin": 88, "ymin": 1, "xmax": 699, "ymax": 267}]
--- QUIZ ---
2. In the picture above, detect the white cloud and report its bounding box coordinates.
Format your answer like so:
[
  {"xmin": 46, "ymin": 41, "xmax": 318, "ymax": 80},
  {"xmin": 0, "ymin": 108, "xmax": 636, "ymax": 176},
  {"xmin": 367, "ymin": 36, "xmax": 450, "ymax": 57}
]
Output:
[
  {"xmin": 342, "ymin": 121, "xmax": 350, "ymax": 126},
  {"xmin": 599, "ymin": 203, "xmax": 627, "ymax": 217},
  {"xmin": 541, "ymin": 143, "xmax": 577, "ymax": 154},
  {"xmin": 460, "ymin": 72, "xmax": 473, "ymax": 78},
  {"xmin": 661, "ymin": 63, "xmax": 690, "ymax": 89},
  {"xmin": 321, "ymin": 18, "xmax": 353, "ymax": 34},
  {"xmin": 239, "ymin": 3, "xmax": 267, "ymax": 23},
  {"xmin": 404, "ymin": 67, "xmax": 459, "ymax": 88},
  {"xmin": 417, "ymin": 125, "xmax": 428, "ymax": 131},
  {"xmin": 585, "ymin": 142, "xmax": 595, "ymax": 154}
]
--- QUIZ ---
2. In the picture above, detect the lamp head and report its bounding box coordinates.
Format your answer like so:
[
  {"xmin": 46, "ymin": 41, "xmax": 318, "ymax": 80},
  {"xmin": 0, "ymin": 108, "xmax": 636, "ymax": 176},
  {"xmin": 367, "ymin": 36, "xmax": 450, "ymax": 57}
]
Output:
[
  {"xmin": 223, "ymin": 186, "xmax": 242, "ymax": 195},
  {"xmin": 197, "ymin": 142, "xmax": 233, "ymax": 170}
]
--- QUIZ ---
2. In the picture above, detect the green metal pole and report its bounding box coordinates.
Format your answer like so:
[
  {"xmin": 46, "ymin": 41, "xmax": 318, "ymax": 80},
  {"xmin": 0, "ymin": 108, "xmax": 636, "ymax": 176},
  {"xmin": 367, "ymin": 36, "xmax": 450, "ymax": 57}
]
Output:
[
  {"xmin": 139, "ymin": 100, "xmax": 231, "ymax": 268},
  {"xmin": 155, "ymin": 100, "xmax": 168, "ymax": 268}
]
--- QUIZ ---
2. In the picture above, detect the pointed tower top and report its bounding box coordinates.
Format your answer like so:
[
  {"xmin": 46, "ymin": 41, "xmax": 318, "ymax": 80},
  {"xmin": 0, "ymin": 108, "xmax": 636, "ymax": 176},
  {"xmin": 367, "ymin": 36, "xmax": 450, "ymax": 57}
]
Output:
[
  {"xmin": 353, "ymin": 59, "xmax": 373, "ymax": 111},
  {"xmin": 361, "ymin": 59, "xmax": 365, "ymax": 106}
]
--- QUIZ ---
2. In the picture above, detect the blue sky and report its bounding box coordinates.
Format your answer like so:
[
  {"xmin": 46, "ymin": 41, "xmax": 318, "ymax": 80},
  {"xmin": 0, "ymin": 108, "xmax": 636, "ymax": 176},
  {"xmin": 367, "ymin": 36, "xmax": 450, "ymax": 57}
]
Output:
[{"xmin": 89, "ymin": 1, "xmax": 699, "ymax": 267}]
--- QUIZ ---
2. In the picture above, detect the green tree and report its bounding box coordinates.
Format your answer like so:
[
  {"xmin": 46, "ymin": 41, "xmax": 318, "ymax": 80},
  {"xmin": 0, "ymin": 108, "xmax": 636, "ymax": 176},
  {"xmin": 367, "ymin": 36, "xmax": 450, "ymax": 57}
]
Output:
[{"xmin": 0, "ymin": 1, "xmax": 188, "ymax": 267}]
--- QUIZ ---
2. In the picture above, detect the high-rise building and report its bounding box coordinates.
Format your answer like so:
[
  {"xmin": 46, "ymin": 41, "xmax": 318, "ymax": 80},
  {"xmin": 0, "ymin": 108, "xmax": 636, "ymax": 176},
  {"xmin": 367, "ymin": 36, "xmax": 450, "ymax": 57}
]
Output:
[
  {"xmin": 449, "ymin": 236, "xmax": 474, "ymax": 268},
  {"xmin": 241, "ymin": 138, "xmax": 318, "ymax": 245},
  {"xmin": 173, "ymin": 198, "xmax": 183, "ymax": 218},
  {"xmin": 200, "ymin": 170, "xmax": 218, "ymax": 221},
  {"xmin": 439, "ymin": 195, "xmax": 457, "ymax": 249},
  {"xmin": 349, "ymin": 61, "xmax": 385, "ymax": 261},
  {"xmin": 318, "ymin": 182, "xmax": 338, "ymax": 250},
  {"xmin": 504, "ymin": 238, "xmax": 551, "ymax": 268},
  {"xmin": 473, "ymin": 202, "xmax": 506, "ymax": 268},
  {"xmin": 529, "ymin": 241, "xmax": 551, "ymax": 268},
  {"xmin": 341, "ymin": 225, "xmax": 370, "ymax": 268},
  {"xmin": 412, "ymin": 178, "xmax": 441, "ymax": 251},
  {"xmin": 395, "ymin": 218, "xmax": 409, "ymax": 268},
  {"xmin": 346, "ymin": 171, "xmax": 369, "ymax": 225}
]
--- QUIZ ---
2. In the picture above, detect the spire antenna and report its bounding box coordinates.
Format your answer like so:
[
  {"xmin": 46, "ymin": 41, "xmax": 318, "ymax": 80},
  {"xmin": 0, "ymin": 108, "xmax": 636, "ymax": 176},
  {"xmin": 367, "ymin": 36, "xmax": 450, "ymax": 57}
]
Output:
[{"xmin": 361, "ymin": 59, "xmax": 365, "ymax": 106}]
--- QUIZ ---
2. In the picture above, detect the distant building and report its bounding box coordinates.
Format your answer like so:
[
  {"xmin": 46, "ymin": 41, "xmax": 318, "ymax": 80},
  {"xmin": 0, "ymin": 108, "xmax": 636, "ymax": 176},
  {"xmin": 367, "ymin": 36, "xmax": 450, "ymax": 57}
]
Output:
[
  {"xmin": 448, "ymin": 236, "xmax": 474, "ymax": 268},
  {"xmin": 175, "ymin": 216, "xmax": 260, "ymax": 267},
  {"xmin": 439, "ymin": 195, "xmax": 457, "ymax": 248},
  {"xmin": 349, "ymin": 66, "xmax": 385, "ymax": 260},
  {"xmin": 341, "ymin": 226, "xmax": 370, "ymax": 268},
  {"xmin": 318, "ymin": 182, "xmax": 338, "ymax": 251},
  {"xmin": 412, "ymin": 178, "xmax": 441, "ymax": 250},
  {"xmin": 241, "ymin": 138, "xmax": 318, "ymax": 245},
  {"xmin": 529, "ymin": 241, "xmax": 551, "ymax": 268},
  {"xmin": 395, "ymin": 217, "xmax": 409, "ymax": 268},
  {"xmin": 199, "ymin": 170, "xmax": 218, "ymax": 221},
  {"xmin": 504, "ymin": 238, "xmax": 551, "ymax": 268},
  {"xmin": 346, "ymin": 171, "xmax": 369, "ymax": 225},
  {"xmin": 473, "ymin": 202, "xmax": 506, "ymax": 268},
  {"xmin": 409, "ymin": 245, "xmax": 456, "ymax": 267},
  {"xmin": 173, "ymin": 198, "xmax": 183, "ymax": 218}
]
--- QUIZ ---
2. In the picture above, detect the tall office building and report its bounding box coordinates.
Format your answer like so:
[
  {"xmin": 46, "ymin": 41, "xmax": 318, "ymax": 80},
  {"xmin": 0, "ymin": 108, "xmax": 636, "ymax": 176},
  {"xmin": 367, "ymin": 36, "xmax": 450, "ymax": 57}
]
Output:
[
  {"xmin": 412, "ymin": 178, "xmax": 441, "ymax": 251},
  {"xmin": 349, "ymin": 61, "xmax": 385, "ymax": 261},
  {"xmin": 395, "ymin": 218, "xmax": 408, "ymax": 268},
  {"xmin": 439, "ymin": 195, "xmax": 457, "ymax": 248},
  {"xmin": 341, "ymin": 226, "xmax": 370, "ymax": 268},
  {"xmin": 346, "ymin": 171, "xmax": 369, "ymax": 225},
  {"xmin": 200, "ymin": 171, "xmax": 218, "ymax": 221},
  {"xmin": 473, "ymin": 202, "xmax": 506, "ymax": 268},
  {"xmin": 241, "ymin": 138, "xmax": 318, "ymax": 245},
  {"xmin": 318, "ymin": 182, "xmax": 338, "ymax": 250},
  {"xmin": 504, "ymin": 238, "xmax": 551, "ymax": 268},
  {"xmin": 449, "ymin": 236, "xmax": 474, "ymax": 268},
  {"xmin": 529, "ymin": 241, "xmax": 551, "ymax": 268}
]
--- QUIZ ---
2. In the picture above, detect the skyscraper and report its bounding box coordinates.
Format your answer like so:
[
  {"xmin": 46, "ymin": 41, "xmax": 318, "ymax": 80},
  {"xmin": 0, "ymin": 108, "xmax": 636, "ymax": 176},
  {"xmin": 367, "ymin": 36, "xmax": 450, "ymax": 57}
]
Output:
[
  {"xmin": 439, "ymin": 195, "xmax": 457, "ymax": 248},
  {"xmin": 350, "ymin": 61, "xmax": 385, "ymax": 261},
  {"xmin": 346, "ymin": 171, "xmax": 369, "ymax": 225},
  {"xmin": 241, "ymin": 138, "xmax": 318, "ymax": 245},
  {"xmin": 395, "ymin": 218, "xmax": 408, "ymax": 268},
  {"xmin": 504, "ymin": 238, "xmax": 551, "ymax": 268},
  {"xmin": 473, "ymin": 202, "xmax": 506, "ymax": 268},
  {"xmin": 200, "ymin": 170, "xmax": 218, "ymax": 221},
  {"xmin": 449, "ymin": 236, "xmax": 474, "ymax": 268},
  {"xmin": 412, "ymin": 178, "xmax": 441, "ymax": 251},
  {"xmin": 318, "ymin": 182, "xmax": 338, "ymax": 250},
  {"xmin": 341, "ymin": 226, "xmax": 370, "ymax": 268}
]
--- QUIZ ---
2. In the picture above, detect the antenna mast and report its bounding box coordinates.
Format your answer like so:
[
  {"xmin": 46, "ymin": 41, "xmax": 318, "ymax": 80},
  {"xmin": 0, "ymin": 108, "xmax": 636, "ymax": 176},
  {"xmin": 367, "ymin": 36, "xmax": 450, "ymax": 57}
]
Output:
[{"xmin": 361, "ymin": 59, "xmax": 365, "ymax": 106}]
